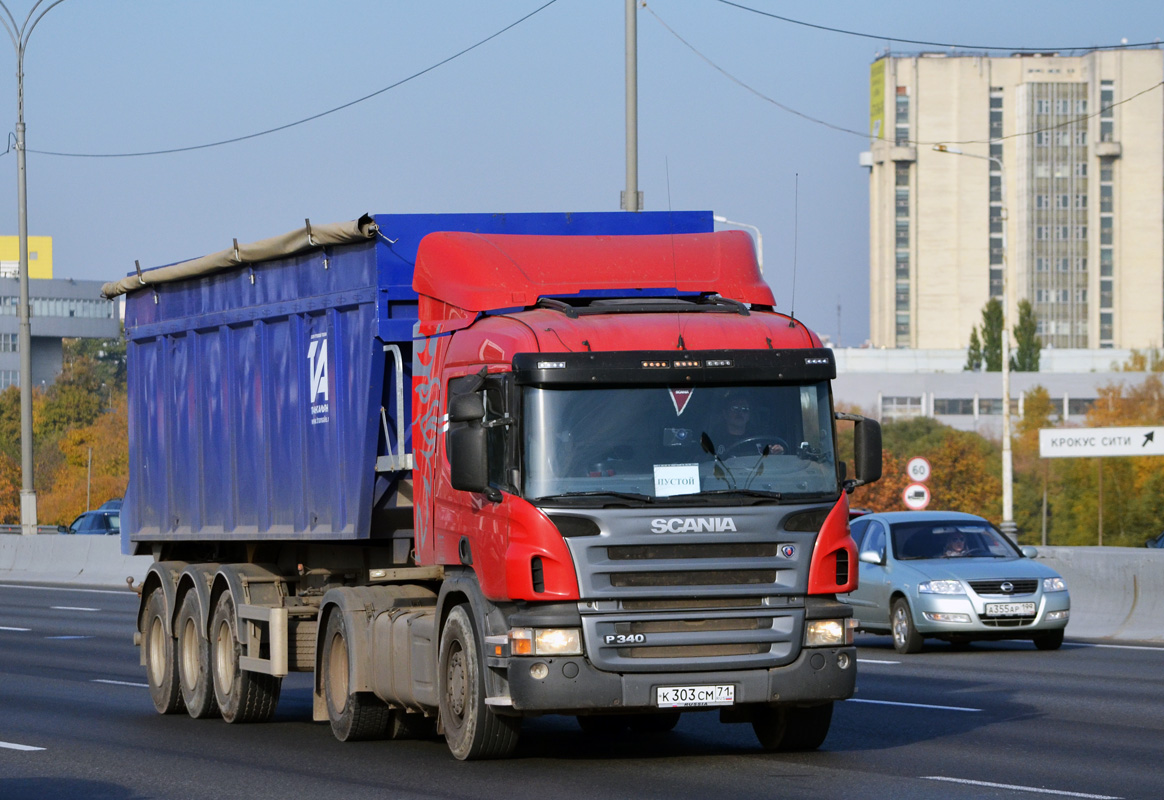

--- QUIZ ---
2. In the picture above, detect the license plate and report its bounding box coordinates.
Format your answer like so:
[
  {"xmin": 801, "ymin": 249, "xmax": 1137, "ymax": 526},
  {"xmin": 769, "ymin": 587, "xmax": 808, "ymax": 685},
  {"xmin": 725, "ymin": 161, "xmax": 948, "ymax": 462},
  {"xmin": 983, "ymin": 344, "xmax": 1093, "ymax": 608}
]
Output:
[
  {"xmin": 984, "ymin": 602, "xmax": 1036, "ymax": 617},
  {"xmin": 656, "ymin": 684, "xmax": 735, "ymax": 708}
]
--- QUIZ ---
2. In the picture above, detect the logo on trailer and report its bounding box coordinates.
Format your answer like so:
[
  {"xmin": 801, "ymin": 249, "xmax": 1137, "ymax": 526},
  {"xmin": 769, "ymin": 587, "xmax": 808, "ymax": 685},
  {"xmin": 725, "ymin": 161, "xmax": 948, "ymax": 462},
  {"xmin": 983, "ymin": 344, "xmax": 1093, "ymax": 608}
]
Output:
[{"xmin": 307, "ymin": 333, "xmax": 330, "ymax": 425}]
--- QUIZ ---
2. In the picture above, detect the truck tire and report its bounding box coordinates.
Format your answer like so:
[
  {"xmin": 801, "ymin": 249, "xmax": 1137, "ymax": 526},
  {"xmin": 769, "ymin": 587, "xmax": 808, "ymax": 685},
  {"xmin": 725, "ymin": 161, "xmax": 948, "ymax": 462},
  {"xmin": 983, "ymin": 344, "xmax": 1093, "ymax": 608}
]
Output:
[
  {"xmin": 322, "ymin": 611, "xmax": 390, "ymax": 741},
  {"xmin": 779, "ymin": 702, "xmax": 833, "ymax": 751},
  {"xmin": 439, "ymin": 604, "xmax": 520, "ymax": 760},
  {"xmin": 210, "ymin": 591, "xmax": 281, "ymax": 723},
  {"xmin": 891, "ymin": 598, "xmax": 924, "ymax": 654},
  {"xmin": 751, "ymin": 705, "xmax": 788, "ymax": 751},
  {"xmin": 143, "ymin": 587, "xmax": 185, "ymax": 715},
  {"xmin": 176, "ymin": 591, "xmax": 219, "ymax": 719},
  {"xmin": 628, "ymin": 711, "xmax": 681, "ymax": 734}
]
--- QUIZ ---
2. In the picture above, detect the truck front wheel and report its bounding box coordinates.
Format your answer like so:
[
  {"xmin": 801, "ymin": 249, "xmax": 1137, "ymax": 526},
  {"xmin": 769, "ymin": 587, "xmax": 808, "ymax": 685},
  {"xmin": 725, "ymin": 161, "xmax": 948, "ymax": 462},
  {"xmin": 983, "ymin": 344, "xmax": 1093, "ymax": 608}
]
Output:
[
  {"xmin": 438, "ymin": 604, "xmax": 519, "ymax": 760},
  {"xmin": 210, "ymin": 591, "xmax": 281, "ymax": 723},
  {"xmin": 143, "ymin": 587, "xmax": 184, "ymax": 715}
]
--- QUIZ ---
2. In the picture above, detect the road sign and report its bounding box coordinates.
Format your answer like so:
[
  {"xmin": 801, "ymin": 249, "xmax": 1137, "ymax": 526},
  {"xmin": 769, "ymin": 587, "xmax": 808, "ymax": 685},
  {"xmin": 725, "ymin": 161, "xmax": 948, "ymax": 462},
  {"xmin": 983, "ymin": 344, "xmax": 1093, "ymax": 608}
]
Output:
[
  {"xmin": 1039, "ymin": 426, "xmax": 1164, "ymax": 459},
  {"xmin": 903, "ymin": 483, "xmax": 930, "ymax": 511},
  {"xmin": 906, "ymin": 456, "xmax": 931, "ymax": 483}
]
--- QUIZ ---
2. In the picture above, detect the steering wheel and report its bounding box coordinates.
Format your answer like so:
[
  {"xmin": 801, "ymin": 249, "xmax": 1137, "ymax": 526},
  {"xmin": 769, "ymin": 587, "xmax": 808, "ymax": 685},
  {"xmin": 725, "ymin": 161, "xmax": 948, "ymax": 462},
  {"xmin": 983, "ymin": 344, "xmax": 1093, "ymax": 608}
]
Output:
[{"xmin": 722, "ymin": 436, "xmax": 789, "ymax": 459}]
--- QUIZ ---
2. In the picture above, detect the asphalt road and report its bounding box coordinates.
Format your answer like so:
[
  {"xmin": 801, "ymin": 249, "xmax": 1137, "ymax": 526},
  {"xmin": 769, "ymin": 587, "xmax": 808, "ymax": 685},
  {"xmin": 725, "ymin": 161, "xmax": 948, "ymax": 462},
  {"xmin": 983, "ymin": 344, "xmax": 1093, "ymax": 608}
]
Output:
[{"xmin": 1, "ymin": 584, "xmax": 1161, "ymax": 800}]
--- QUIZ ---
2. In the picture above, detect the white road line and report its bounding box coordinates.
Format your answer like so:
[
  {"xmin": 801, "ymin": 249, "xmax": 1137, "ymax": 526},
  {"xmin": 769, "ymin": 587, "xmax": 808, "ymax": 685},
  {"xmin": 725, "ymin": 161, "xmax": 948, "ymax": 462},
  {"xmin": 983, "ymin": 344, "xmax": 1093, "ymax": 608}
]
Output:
[
  {"xmin": 50, "ymin": 606, "xmax": 100, "ymax": 612},
  {"xmin": 0, "ymin": 625, "xmax": 31, "ymax": 632},
  {"xmin": 0, "ymin": 740, "xmax": 45, "ymax": 752},
  {"xmin": 857, "ymin": 658, "xmax": 900, "ymax": 664},
  {"xmin": 923, "ymin": 776, "xmax": 1121, "ymax": 799},
  {"xmin": 92, "ymin": 679, "xmax": 148, "ymax": 688},
  {"xmin": 0, "ymin": 583, "xmax": 131, "ymax": 596},
  {"xmin": 1080, "ymin": 643, "xmax": 1163, "ymax": 652},
  {"xmin": 45, "ymin": 635, "xmax": 94, "ymax": 640},
  {"xmin": 847, "ymin": 698, "xmax": 981, "ymax": 712}
]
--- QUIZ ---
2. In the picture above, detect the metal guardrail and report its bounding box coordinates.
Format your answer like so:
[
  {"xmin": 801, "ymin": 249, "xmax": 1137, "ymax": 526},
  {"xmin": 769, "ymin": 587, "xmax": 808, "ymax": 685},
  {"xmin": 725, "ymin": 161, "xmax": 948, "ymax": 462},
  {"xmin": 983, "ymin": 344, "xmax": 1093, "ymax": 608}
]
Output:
[{"xmin": 0, "ymin": 525, "xmax": 66, "ymax": 535}]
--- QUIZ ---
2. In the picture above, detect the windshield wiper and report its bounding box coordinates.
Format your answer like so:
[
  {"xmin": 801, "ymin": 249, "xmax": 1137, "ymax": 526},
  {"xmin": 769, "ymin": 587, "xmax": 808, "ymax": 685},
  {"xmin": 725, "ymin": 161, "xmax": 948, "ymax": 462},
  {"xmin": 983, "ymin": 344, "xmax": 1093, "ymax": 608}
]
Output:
[
  {"xmin": 533, "ymin": 491, "xmax": 655, "ymax": 504},
  {"xmin": 699, "ymin": 488, "xmax": 783, "ymax": 500}
]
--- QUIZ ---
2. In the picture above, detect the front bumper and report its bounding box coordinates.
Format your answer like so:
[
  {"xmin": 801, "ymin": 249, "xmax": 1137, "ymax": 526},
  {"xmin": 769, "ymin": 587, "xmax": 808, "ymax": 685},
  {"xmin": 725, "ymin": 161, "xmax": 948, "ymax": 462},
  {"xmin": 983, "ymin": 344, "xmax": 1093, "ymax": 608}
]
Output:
[
  {"xmin": 912, "ymin": 590, "xmax": 1071, "ymax": 636},
  {"xmin": 500, "ymin": 644, "xmax": 856, "ymax": 713}
]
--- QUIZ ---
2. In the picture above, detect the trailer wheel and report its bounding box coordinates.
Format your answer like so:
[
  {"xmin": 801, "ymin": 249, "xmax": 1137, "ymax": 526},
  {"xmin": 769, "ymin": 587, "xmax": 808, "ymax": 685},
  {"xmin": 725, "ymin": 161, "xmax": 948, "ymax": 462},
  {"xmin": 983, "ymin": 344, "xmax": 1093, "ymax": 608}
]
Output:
[
  {"xmin": 210, "ymin": 591, "xmax": 281, "ymax": 723},
  {"xmin": 322, "ymin": 611, "xmax": 390, "ymax": 741},
  {"xmin": 438, "ymin": 604, "xmax": 520, "ymax": 760},
  {"xmin": 176, "ymin": 591, "xmax": 219, "ymax": 719},
  {"xmin": 143, "ymin": 587, "xmax": 184, "ymax": 715}
]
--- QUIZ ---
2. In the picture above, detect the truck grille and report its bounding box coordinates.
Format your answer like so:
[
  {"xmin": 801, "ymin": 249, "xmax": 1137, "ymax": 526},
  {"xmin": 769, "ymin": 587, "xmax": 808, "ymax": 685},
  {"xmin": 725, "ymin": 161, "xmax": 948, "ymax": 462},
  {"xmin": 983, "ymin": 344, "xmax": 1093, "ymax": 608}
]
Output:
[{"xmin": 969, "ymin": 579, "xmax": 1038, "ymax": 596}]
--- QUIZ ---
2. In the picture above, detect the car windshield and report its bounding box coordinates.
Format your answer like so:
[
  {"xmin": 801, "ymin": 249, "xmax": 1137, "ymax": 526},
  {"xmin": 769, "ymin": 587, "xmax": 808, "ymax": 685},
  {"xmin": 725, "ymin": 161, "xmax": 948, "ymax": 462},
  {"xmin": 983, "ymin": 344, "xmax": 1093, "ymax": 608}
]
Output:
[
  {"xmin": 890, "ymin": 521, "xmax": 1020, "ymax": 560},
  {"xmin": 522, "ymin": 382, "xmax": 838, "ymax": 504}
]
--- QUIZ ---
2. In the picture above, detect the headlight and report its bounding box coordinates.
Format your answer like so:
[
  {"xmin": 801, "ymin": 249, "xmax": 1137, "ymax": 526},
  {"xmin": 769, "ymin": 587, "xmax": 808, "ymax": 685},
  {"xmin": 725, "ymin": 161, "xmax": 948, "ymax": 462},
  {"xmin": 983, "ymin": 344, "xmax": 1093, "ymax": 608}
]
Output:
[
  {"xmin": 804, "ymin": 618, "xmax": 855, "ymax": 647},
  {"xmin": 1043, "ymin": 577, "xmax": 1067, "ymax": 592},
  {"xmin": 918, "ymin": 580, "xmax": 965, "ymax": 595},
  {"xmin": 509, "ymin": 627, "xmax": 583, "ymax": 656}
]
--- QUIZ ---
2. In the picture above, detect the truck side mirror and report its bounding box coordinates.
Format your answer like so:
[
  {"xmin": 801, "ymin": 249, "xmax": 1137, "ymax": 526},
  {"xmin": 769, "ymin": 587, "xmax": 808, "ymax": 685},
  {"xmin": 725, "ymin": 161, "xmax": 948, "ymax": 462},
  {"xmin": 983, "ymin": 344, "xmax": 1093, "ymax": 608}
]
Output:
[
  {"xmin": 449, "ymin": 392, "xmax": 485, "ymax": 423},
  {"xmin": 449, "ymin": 425, "xmax": 489, "ymax": 494},
  {"xmin": 854, "ymin": 417, "xmax": 882, "ymax": 485}
]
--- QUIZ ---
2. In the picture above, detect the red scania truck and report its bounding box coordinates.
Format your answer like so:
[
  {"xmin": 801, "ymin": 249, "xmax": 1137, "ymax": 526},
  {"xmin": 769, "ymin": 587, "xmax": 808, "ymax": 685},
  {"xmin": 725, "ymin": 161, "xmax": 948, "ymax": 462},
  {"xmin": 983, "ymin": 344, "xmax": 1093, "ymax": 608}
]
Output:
[{"xmin": 108, "ymin": 211, "xmax": 881, "ymax": 760}]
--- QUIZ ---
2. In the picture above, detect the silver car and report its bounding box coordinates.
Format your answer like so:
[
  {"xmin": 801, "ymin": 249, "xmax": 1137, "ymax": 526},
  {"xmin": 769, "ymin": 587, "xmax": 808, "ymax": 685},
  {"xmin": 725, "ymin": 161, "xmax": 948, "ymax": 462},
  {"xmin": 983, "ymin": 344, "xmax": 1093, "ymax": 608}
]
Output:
[{"xmin": 841, "ymin": 511, "xmax": 1070, "ymax": 653}]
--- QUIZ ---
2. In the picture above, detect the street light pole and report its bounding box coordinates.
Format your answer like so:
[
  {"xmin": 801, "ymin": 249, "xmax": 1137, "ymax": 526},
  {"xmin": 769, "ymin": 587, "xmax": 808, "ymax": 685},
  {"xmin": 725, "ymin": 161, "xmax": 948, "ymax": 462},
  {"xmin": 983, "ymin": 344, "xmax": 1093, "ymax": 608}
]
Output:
[
  {"xmin": 934, "ymin": 144, "xmax": 1015, "ymax": 534},
  {"xmin": 1, "ymin": 0, "xmax": 69, "ymax": 535},
  {"xmin": 713, "ymin": 215, "xmax": 763, "ymax": 273},
  {"xmin": 623, "ymin": 0, "xmax": 641, "ymax": 212}
]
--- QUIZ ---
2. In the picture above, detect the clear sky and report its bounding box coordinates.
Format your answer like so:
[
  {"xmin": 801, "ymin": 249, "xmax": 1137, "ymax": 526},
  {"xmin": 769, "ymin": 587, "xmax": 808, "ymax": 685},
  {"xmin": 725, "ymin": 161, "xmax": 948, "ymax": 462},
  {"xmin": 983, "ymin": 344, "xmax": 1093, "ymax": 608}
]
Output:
[{"xmin": 0, "ymin": 1, "xmax": 1159, "ymax": 344}]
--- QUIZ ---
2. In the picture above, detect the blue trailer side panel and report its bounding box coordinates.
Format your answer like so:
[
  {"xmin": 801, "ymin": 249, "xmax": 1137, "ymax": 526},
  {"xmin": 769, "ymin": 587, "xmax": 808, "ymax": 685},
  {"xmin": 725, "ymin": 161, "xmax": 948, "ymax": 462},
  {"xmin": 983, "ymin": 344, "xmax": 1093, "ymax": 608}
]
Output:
[{"xmin": 123, "ymin": 212, "xmax": 714, "ymax": 548}]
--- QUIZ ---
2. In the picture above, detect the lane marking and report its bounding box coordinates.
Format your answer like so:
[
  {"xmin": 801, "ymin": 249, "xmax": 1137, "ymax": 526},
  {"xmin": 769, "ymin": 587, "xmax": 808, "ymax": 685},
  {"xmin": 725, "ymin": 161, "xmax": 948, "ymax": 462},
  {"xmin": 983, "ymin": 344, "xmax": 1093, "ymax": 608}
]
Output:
[
  {"xmin": 1078, "ymin": 643, "xmax": 1163, "ymax": 652},
  {"xmin": 0, "ymin": 584, "xmax": 133, "ymax": 596},
  {"xmin": 923, "ymin": 776, "xmax": 1121, "ymax": 799},
  {"xmin": 847, "ymin": 698, "xmax": 981, "ymax": 712},
  {"xmin": 51, "ymin": 606, "xmax": 101, "ymax": 612},
  {"xmin": 857, "ymin": 658, "xmax": 900, "ymax": 664},
  {"xmin": 45, "ymin": 635, "xmax": 95, "ymax": 640},
  {"xmin": 0, "ymin": 625, "xmax": 31, "ymax": 632},
  {"xmin": 92, "ymin": 679, "xmax": 148, "ymax": 688},
  {"xmin": 0, "ymin": 740, "xmax": 45, "ymax": 752}
]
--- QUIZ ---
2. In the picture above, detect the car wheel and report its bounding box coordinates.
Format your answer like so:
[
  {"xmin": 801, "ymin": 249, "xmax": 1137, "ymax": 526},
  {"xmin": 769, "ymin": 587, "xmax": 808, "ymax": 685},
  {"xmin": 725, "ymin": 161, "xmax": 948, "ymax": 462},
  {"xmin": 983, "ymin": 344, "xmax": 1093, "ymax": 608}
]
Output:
[
  {"xmin": 1033, "ymin": 629, "xmax": 1064, "ymax": 651},
  {"xmin": 891, "ymin": 599, "xmax": 924, "ymax": 654}
]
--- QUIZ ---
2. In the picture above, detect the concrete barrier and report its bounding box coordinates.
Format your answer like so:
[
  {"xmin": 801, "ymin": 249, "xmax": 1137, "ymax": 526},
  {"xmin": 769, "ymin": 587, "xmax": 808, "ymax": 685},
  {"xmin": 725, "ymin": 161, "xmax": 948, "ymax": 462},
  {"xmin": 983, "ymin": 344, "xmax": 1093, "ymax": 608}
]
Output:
[
  {"xmin": 0, "ymin": 536, "xmax": 1161, "ymax": 644},
  {"xmin": 0, "ymin": 534, "xmax": 153, "ymax": 591}
]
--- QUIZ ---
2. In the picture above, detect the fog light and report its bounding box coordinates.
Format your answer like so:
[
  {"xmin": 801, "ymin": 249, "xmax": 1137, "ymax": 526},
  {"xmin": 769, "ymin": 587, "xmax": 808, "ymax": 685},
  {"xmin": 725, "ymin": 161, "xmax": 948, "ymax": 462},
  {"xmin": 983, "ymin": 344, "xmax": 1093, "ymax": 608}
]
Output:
[
  {"xmin": 509, "ymin": 627, "xmax": 583, "ymax": 656},
  {"xmin": 805, "ymin": 619, "xmax": 845, "ymax": 647},
  {"xmin": 1046, "ymin": 610, "xmax": 1070, "ymax": 621},
  {"xmin": 837, "ymin": 652, "xmax": 851, "ymax": 670},
  {"xmin": 529, "ymin": 662, "xmax": 549, "ymax": 680},
  {"xmin": 923, "ymin": 612, "xmax": 972, "ymax": 623}
]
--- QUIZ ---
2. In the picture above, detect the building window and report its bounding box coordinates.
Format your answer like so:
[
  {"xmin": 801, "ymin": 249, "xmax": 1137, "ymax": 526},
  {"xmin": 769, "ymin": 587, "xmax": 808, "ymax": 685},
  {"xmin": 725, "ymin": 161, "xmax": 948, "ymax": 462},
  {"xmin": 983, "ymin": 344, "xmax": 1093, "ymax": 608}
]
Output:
[
  {"xmin": 1036, "ymin": 195, "xmax": 1049, "ymax": 209},
  {"xmin": 0, "ymin": 333, "xmax": 16, "ymax": 352},
  {"xmin": 1036, "ymin": 99, "xmax": 1050, "ymax": 114},
  {"xmin": 934, "ymin": 398, "xmax": 974, "ymax": 415},
  {"xmin": 895, "ymin": 220, "xmax": 909, "ymax": 248},
  {"xmin": 881, "ymin": 396, "xmax": 923, "ymax": 420},
  {"xmin": 1036, "ymin": 257, "xmax": 1049, "ymax": 272}
]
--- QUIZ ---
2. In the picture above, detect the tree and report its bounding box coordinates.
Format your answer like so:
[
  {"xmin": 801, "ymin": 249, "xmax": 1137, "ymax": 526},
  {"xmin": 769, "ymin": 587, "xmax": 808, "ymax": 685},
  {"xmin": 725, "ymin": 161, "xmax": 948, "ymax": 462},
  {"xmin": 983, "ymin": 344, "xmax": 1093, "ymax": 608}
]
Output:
[
  {"xmin": 965, "ymin": 327, "xmax": 983, "ymax": 372},
  {"xmin": 1011, "ymin": 299, "xmax": 1041, "ymax": 372},
  {"xmin": 980, "ymin": 298, "xmax": 1004, "ymax": 372}
]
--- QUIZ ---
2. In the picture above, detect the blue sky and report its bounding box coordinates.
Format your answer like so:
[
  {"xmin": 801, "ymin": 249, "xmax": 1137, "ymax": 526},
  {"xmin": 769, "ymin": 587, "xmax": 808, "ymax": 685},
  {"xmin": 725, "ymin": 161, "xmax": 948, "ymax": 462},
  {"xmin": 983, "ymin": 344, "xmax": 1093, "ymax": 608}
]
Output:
[{"xmin": 0, "ymin": 1, "xmax": 1160, "ymax": 344}]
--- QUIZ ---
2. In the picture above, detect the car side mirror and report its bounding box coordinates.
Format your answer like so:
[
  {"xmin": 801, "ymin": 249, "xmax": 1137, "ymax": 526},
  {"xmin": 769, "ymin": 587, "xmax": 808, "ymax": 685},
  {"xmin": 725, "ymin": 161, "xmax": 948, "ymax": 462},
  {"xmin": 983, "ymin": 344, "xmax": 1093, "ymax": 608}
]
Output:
[
  {"xmin": 1020, "ymin": 545, "xmax": 1038, "ymax": 558},
  {"xmin": 858, "ymin": 549, "xmax": 884, "ymax": 566}
]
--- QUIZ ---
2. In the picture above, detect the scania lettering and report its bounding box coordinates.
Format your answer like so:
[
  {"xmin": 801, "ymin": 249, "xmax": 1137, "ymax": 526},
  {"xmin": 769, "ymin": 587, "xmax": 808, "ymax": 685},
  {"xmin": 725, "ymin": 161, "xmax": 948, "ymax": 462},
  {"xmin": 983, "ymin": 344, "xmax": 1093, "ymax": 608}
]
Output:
[{"xmin": 108, "ymin": 211, "xmax": 882, "ymax": 760}]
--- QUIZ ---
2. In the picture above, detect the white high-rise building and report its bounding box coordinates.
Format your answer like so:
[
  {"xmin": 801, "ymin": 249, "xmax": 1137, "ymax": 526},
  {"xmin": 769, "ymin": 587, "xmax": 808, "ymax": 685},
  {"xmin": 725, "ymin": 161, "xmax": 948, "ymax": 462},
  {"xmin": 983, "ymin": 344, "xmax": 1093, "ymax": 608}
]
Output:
[{"xmin": 864, "ymin": 49, "xmax": 1163, "ymax": 350}]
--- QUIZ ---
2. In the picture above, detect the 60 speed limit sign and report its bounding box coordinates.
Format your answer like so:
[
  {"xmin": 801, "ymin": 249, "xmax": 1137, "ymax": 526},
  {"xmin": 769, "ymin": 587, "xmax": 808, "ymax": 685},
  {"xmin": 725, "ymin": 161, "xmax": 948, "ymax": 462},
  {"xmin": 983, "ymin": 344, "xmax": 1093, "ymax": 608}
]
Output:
[{"xmin": 906, "ymin": 457, "xmax": 931, "ymax": 483}]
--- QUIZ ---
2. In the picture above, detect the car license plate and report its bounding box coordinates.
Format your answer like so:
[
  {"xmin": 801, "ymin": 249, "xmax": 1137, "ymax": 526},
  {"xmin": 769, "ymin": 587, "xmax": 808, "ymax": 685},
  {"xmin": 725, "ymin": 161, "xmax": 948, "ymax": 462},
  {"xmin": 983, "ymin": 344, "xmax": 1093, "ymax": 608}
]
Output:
[
  {"xmin": 656, "ymin": 684, "xmax": 734, "ymax": 708},
  {"xmin": 984, "ymin": 602, "xmax": 1036, "ymax": 617}
]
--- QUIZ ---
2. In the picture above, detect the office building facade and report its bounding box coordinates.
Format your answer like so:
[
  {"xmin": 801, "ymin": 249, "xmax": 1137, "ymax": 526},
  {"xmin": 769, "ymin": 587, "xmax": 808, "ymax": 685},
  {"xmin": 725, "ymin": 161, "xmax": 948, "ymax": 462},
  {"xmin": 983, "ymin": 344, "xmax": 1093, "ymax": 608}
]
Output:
[{"xmin": 864, "ymin": 49, "xmax": 1163, "ymax": 350}]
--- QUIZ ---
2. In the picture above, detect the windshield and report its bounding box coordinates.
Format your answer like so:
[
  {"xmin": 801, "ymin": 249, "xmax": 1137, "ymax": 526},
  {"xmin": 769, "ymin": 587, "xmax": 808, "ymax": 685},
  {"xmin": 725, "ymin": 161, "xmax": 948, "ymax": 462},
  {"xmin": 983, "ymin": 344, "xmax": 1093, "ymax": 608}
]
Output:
[
  {"xmin": 890, "ymin": 521, "xmax": 1021, "ymax": 560},
  {"xmin": 522, "ymin": 382, "xmax": 838, "ymax": 504}
]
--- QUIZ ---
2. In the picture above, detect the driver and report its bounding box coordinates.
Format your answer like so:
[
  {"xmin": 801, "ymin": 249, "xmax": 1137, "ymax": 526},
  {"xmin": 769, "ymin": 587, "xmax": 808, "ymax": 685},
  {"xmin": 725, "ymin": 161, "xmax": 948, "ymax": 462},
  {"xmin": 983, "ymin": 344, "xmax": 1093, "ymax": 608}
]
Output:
[
  {"xmin": 944, "ymin": 532, "xmax": 969, "ymax": 557},
  {"xmin": 715, "ymin": 392, "xmax": 785, "ymax": 456}
]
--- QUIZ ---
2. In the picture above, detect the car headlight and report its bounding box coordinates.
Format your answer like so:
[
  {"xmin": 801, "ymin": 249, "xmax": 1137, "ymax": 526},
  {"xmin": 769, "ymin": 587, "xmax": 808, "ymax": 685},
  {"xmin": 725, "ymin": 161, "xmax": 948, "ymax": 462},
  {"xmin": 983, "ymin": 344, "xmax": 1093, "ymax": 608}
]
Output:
[
  {"xmin": 509, "ymin": 627, "xmax": 582, "ymax": 656},
  {"xmin": 1043, "ymin": 577, "xmax": 1067, "ymax": 593},
  {"xmin": 918, "ymin": 580, "xmax": 965, "ymax": 595}
]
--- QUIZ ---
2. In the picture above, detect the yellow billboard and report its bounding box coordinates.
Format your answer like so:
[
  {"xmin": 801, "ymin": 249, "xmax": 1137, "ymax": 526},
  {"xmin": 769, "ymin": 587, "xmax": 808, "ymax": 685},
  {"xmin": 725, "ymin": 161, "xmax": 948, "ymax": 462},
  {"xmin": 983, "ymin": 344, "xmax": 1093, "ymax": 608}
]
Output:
[
  {"xmin": 0, "ymin": 235, "xmax": 53, "ymax": 279},
  {"xmin": 870, "ymin": 59, "xmax": 886, "ymax": 141}
]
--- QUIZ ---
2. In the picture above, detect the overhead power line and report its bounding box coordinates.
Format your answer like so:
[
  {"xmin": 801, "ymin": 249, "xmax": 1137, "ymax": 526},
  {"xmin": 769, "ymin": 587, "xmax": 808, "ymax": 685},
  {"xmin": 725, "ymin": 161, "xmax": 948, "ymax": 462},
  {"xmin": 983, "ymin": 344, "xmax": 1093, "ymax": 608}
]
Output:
[
  {"xmin": 22, "ymin": 0, "xmax": 560, "ymax": 159},
  {"xmin": 715, "ymin": 0, "xmax": 1164, "ymax": 52},
  {"xmin": 646, "ymin": 4, "xmax": 1164, "ymax": 147}
]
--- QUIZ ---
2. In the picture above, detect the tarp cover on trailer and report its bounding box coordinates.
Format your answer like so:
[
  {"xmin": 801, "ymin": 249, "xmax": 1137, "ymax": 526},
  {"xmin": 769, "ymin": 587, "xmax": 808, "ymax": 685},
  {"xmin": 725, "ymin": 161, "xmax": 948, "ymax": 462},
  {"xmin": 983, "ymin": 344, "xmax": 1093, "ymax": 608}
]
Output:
[{"xmin": 101, "ymin": 215, "xmax": 378, "ymax": 299}]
